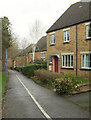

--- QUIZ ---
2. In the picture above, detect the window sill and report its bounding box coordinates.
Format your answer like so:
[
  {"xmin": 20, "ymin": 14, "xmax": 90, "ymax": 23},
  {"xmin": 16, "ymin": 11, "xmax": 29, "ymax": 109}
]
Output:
[
  {"xmin": 50, "ymin": 44, "xmax": 55, "ymax": 46},
  {"xmin": 49, "ymin": 62, "xmax": 52, "ymax": 65},
  {"xmin": 63, "ymin": 41, "xmax": 70, "ymax": 44},
  {"xmin": 80, "ymin": 68, "xmax": 91, "ymax": 71},
  {"xmin": 86, "ymin": 37, "xmax": 91, "ymax": 40},
  {"xmin": 61, "ymin": 67, "xmax": 74, "ymax": 70}
]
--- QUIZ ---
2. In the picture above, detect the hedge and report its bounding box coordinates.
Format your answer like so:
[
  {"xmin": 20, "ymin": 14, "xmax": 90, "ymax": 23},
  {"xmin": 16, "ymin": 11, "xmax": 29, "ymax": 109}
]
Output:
[{"xmin": 15, "ymin": 64, "xmax": 47, "ymax": 78}]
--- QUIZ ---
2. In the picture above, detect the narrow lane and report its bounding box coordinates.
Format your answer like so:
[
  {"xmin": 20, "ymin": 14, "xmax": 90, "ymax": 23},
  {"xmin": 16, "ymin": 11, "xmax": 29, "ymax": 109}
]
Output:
[
  {"xmin": 3, "ymin": 70, "xmax": 46, "ymax": 118},
  {"xmin": 3, "ymin": 70, "xmax": 89, "ymax": 118}
]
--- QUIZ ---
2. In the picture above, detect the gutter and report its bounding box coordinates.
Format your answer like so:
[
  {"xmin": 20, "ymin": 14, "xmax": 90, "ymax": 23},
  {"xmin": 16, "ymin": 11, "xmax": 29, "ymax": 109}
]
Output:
[{"xmin": 46, "ymin": 19, "xmax": 91, "ymax": 33}]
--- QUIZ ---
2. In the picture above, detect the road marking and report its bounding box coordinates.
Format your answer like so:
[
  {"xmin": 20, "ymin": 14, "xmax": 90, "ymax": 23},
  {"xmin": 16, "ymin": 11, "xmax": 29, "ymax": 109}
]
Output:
[{"xmin": 16, "ymin": 75, "xmax": 52, "ymax": 120}]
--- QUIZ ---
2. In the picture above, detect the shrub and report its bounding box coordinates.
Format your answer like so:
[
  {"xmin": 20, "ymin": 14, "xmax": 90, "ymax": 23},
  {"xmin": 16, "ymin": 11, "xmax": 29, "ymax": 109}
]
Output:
[
  {"xmin": 55, "ymin": 78, "xmax": 77, "ymax": 94},
  {"xmin": 10, "ymin": 67, "xmax": 13, "ymax": 70},
  {"xmin": 61, "ymin": 74, "xmax": 88, "ymax": 84},
  {"xmin": 34, "ymin": 59, "xmax": 47, "ymax": 65},
  {"xmin": 34, "ymin": 70, "xmax": 63, "ymax": 85},
  {"xmin": 54, "ymin": 74, "xmax": 88, "ymax": 94},
  {"xmin": 15, "ymin": 64, "xmax": 47, "ymax": 77},
  {"xmin": 15, "ymin": 67, "xmax": 22, "ymax": 72}
]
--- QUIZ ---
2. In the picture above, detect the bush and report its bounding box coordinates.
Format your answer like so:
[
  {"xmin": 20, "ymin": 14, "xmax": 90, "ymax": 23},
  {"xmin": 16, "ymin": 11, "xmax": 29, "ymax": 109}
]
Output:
[
  {"xmin": 55, "ymin": 78, "xmax": 77, "ymax": 94},
  {"xmin": 54, "ymin": 74, "xmax": 88, "ymax": 94},
  {"xmin": 15, "ymin": 67, "xmax": 22, "ymax": 72},
  {"xmin": 34, "ymin": 70, "xmax": 63, "ymax": 85},
  {"xmin": 15, "ymin": 64, "xmax": 47, "ymax": 78},
  {"xmin": 34, "ymin": 59, "xmax": 47, "ymax": 65},
  {"xmin": 61, "ymin": 74, "xmax": 88, "ymax": 84},
  {"xmin": 10, "ymin": 67, "xmax": 13, "ymax": 70}
]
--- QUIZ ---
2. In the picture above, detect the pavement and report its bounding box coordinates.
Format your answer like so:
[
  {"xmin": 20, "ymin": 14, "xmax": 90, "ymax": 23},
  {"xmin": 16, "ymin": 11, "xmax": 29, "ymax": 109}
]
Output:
[
  {"xmin": 2, "ymin": 70, "xmax": 90, "ymax": 119},
  {"xmin": 64, "ymin": 91, "xmax": 91, "ymax": 112}
]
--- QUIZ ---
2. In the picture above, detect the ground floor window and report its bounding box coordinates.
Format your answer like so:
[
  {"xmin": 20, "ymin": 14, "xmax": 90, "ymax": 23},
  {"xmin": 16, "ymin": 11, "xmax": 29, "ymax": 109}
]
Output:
[
  {"xmin": 31, "ymin": 53, "xmax": 33, "ymax": 60},
  {"xmin": 50, "ymin": 56, "xmax": 52, "ymax": 63},
  {"xmin": 62, "ymin": 55, "xmax": 73, "ymax": 68},
  {"xmin": 41, "ymin": 52, "xmax": 45, "ymax": 58},
  {"xmin": 81, "ymin": 54, "xmax": 91, "ymax": 69}
]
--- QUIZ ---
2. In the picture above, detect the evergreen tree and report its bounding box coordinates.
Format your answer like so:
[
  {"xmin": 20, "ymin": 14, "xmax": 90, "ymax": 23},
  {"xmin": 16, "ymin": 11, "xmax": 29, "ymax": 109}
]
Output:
[{"xmin": 0, "ymin": 16, "xmax": 12, "ymax": 70}]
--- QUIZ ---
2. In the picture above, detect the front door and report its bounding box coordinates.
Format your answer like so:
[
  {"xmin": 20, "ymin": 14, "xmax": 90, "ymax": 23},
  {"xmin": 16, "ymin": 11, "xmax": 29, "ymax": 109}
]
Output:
[{"xmin": 54, "ymin": 56, "xmax": 58, "ymax": 73}]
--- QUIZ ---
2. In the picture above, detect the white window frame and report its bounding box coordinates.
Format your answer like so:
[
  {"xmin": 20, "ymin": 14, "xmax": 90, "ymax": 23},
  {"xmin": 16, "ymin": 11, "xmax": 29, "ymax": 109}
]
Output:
[
  {"xmin": 81, "ymin": 52, "xmax": 91, "ymax": 69},
  {"xmin": 85, "ymin": 22, "xmax": 91, "ymax": 39},
  {"xmin": 63, "ymin": 29, "xmax": 70, "ymax": 43},
  {"xmin": 31, "ymin": 53, "xmax": 33, "ymax": 60},
  {"xmin": 50, "ymin": 33, "xmax": 55, "ymax": 45},
  {"xmin": 50, "ymin": 56, "xmax": 52, "ymax": 63},
  {"xmin": 62, "ymin": 54, "xmax": 74, "ymax": 68},
  {"xmin": 41, "ymin": 52, "xmax": 45, "ymax": 59}
]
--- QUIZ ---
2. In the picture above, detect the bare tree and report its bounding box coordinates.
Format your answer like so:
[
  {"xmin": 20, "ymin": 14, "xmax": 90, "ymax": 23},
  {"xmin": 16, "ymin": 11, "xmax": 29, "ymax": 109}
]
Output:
[
  {"xmin": 29, "ymin": 20, "xmax": 45, "ymax": 43},
  {"xmin": 8, "ymin": 35, "xmax": 19, "ymax": 59},
  {"xmin": 21, "ymin": 38, "xmax": 28, "ymax": 50},
  {"xmin": 29, "ymin": 20, "xmax": 45, "ymax": 62},
  {"xmin": 20, "ymin": 38, "xmax": 29, "ymax": 66}
]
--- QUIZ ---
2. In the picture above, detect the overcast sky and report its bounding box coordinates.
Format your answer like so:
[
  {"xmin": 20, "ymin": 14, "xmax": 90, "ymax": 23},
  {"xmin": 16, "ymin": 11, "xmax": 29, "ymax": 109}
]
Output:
[{"xmin": 0, "ymin": 0, "xmax": 79, "ymax": 46}]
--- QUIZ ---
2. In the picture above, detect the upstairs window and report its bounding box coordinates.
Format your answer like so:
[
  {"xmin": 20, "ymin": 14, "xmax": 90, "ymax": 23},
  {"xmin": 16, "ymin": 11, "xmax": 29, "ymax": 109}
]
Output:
[
  {"xmin": 81, "ymin": 54, "xmax": 91, "ymax": 69},
  {"xmin": 50, "ymin": 34, "xmax": 55, "ymax": 45},
  {"xmin": 86, "ymin": 23, "xmax": 91, "ymax": 39},
  {"xmin": 64, "ymin": 30, "xmax": 69, "ymax": 42},
  {"xmin": 86, "ymin": 25, "xmax": 90, "ymax": 39},
  {"xmin": 41, "ymin": 52, "xmax": 45, "ymax": 58}
]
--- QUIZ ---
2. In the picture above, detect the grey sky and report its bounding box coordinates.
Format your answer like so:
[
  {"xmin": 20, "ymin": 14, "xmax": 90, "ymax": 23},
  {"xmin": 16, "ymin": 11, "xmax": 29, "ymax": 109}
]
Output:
[{"xmin": 0, "ymin": 0, "xmax": 79, "ymax": 45}]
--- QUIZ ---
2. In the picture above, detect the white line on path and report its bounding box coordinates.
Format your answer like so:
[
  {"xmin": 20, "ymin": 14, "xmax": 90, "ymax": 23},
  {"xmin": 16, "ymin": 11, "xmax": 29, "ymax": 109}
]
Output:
[{"xmin": 16, "ymin": 75, "xmax": 52, "ymax": 120}]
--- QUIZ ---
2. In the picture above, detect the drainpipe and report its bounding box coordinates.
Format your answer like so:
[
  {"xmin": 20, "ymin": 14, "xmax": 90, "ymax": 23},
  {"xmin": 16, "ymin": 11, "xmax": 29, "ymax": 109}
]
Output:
[{"xmin": 76, "ymin": 25, "xmax": 78, "ymax": 76}]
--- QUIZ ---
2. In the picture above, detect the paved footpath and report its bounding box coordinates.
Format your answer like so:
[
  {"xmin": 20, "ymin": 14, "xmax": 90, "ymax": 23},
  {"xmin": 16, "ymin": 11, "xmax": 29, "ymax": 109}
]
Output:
[{"xmin": 2, "ymin": 70, "xmax": 90, "ymax": 119}]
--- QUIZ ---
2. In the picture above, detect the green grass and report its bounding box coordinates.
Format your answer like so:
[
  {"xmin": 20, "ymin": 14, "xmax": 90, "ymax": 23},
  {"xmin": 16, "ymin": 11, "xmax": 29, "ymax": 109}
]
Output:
[
  {"xmin": 2, "ymin": 72, "xmax": 7, "ymax": 94},
  {"xmin": 0, "ymin": 72, "xmax": 7, "ymax": 101},
  {"xmin": 61, "ymin": 74, "xmax": 88, "ymax": 84}
]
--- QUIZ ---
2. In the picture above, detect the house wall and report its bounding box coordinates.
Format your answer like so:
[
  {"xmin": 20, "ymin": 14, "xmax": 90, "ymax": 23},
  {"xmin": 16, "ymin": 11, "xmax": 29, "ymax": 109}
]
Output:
[
  {"xmin": 35, "ymin": 52, "xmax": 41, "ymax": 60},
  {"xmin": 15, "ymin": 56, "xmax": 25, "ymax": 67},
  {"xmin": 47, "ymin": 22, "xmax": 91, "ymax": 79},
  {"xmin": 35, "ymin": 51, "xmax": 47, "ymax": 61},
  {"xmin": 8, "ymin": 58, "xmax": 13, "ymax": 68},
  {"xmin": 77, "ymin": 23, "xmax": 91, "ymax": 79},
  {"xmin": 47, "ymin": 25, "xmax": 76, "ymax": 76},
  {"xmin": 27, "ymin": 53, "xmax": 31, "ymax": 63}
]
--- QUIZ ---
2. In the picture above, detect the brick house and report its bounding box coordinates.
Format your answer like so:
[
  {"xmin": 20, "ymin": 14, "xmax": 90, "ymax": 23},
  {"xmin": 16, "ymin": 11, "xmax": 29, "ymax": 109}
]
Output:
[
  {"xmin": 34, "ymin": 36, "xmax": 47, "ymax": 62},
  {"xmin": 14, "ymin": 53, "xmax": 24, "ymax": 67},
  {"xmin": 14, "ymin": 44, "xmax": 34, "ymax": 67},
  {"xmin": 46, "ymin": 2, "xmax": 91, "ymax": 79},
  {"xmin": 8, "ymin": 58, "xmax": 14, "ymax": 68},
  {"xmin": 14, "ymin": 36, "xmax": 47, "ymax": 66}
]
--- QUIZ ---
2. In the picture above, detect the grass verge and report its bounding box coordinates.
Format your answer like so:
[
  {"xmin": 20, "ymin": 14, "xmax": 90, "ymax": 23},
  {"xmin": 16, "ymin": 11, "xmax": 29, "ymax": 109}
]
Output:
[{"xmin": 0, "ymin": 72, "xmax": 7, "ymax": 102}]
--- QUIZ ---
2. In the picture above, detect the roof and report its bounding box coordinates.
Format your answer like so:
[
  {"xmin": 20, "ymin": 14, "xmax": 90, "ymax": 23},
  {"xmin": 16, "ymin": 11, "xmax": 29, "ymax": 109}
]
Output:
[
  {"xmin": 23, "ymin": 44, "xmax": 34, "ymax": 54},
  {"xmin": 13, "ymin": 49, "xmax": 23, "ymax": 59},
  {"xmin": 47, "ymin": 2, "xmax": 91, "ymax": 33},
  {"xmin": 15, "ymin": 44, "xmax": 34, "ymax": 57},
  {"xmin": 35, "ymin": 36, "xmax": 47, "ymax": 52}
]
